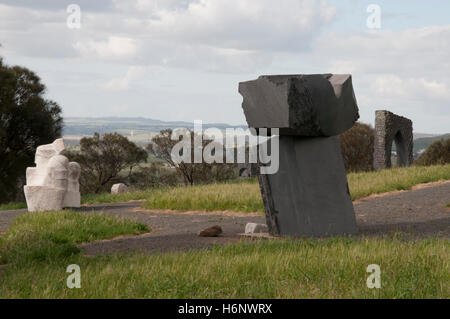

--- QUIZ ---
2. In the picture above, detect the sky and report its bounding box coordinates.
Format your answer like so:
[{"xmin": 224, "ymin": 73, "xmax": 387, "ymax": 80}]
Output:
[{"xmin": 0, "ymin": 0, "xmax": 449, "ymax": 133}]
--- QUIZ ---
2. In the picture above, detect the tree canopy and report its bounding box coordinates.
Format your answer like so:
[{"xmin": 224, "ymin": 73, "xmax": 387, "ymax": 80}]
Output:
[
  {"xmin": 415, "ymin": 138, "xmax": 450, "ymax": 166},
  {"xmin": 67, "ymin": 132, "xmax": 148, "ymax": 194},
  {"xmin": 149, "ymin": 129, "xmax": 236, "ymax": 186},
  {"xmin": 0, "ymin": 57, "xmax": 63, "ymax": 203},
  {"xmin": 339, "ymin": 122, "xmax": 375, "ymax": 172}
]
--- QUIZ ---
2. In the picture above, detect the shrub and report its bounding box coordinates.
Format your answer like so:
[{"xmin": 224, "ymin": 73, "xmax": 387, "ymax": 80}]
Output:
[
  {"xmin": 339, "ymin": 122, "xmax": 375, "ymax": 172},
  {"xmin": 149, "ymin": 129, "xmax": 237, "ymax": 186},
  {"xmin": 66, "ymin": 133, "xmax": 148, "ymax": 194},
  {"xmin": 415, "ymin": 138, "xmax": 450, "ymax": 166},
  {"xmin": 129, "ymin": 163, "xmax": 180, "ymax": 189}
]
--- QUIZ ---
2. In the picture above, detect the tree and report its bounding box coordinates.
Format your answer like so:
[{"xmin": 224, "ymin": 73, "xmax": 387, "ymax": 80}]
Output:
[
  {"xmin": 66, "ymin": 133, "xmax": 148, "ymax": 194},
  {"xmin": 129, "ymin": 163, "xmax": 180, "ymax": 189},
  {"xmin": 415, "ymin": 138, "xmax": 450, "ymax": 166},
  {"xmin": 339, "ymin": 122, "xmax": 375, "ymax": 172},
  {"xmin": 149, "ymin": 129, "xmax": 236, "ymax": 186},
  {"xmin": 0, "ymin": 57, "xmax": 63, "ymax": 203}
]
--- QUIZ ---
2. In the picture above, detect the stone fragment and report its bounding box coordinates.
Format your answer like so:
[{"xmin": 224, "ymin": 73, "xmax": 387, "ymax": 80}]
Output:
[
  {"xmin": 258, "ymin": 136, "xmax": 358, "ymax": 236},
  {"xmin": 198, "ymin": 225, "xmax": 223, "ymax": 237},
  {"xmin": 244, "ymin": 223, "xmax": 268, "ymax": 234},
  {"xmin": 238, "ymin": 74, "xmax": 359, "ymax": 136},
  {"xmin": 111, "ymin": 183, "xmax": 129, "ymax": 194},
  {"xmin": 373, "ymin": 110, "xmax": 413, "ymax": 170},
  {"xmin": 23, "ymin": 138, "xmax": 81, "ymax": 212}
]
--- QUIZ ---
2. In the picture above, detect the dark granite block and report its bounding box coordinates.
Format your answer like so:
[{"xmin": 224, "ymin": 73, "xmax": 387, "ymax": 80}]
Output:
[
  {"xmin": 258, "ymin": 135, "xmax": 358, "ymax": 236},
  {"xmin": 239, "ymin": 74, "xmax": 359, "ymax": 136}
]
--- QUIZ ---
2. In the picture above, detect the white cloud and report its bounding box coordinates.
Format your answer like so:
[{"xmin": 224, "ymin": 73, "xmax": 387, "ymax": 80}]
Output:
[
  {"xmin": 144, "ymin": 0, "xmax": 336, "ymax": 52},
  {"xmin": 314, "ymin": 26, "xmax": 450, "ymax": 77},
  {"xmin": 101, "ymin": 65, "xmax": 145, "ymax": 91},
  {"xmin": 1, "ymin": 0, "xmax": 336, "ymax": 72},
  {"xmin": 302, "ymin": 24, "xmax": 450, "ymax": 131},
  {"xmin": 74, "ymin": 36, "xmax": 139, "ymax": 60},
  {"xmin": 1, "ymin": 1, "xmax": 449, "ymax": 133},
  {"xmin": 373, "ymin": 75, "xmax": 450, "ymax": 102}
]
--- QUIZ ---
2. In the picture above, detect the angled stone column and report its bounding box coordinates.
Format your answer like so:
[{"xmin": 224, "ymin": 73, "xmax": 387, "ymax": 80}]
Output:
[
  {"xmin": 258, "ymin": 135, "xmax": 357, "ymax": 236},
  {"xmin": 373, "ymin": 110, "xmax": 413, "ymax": 170},
  {"xmin": 239, "ymin": 74, "xmax": 359, "ymax": 237}
]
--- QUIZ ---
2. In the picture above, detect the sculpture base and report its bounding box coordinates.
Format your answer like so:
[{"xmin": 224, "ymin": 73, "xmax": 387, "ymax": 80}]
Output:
[
  {"xmin": 24, "ymin": 186, "xmax": 66, "ymax": 212},
  {"xmin": 258, "ymin": 135, "xmax": 358, "ymax": 237},
  {"xmin": 63, "ymin": 191, "xmax": 81, "ymax": 208}
]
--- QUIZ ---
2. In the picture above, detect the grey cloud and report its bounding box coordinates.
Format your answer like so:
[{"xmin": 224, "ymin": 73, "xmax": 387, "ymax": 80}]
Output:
[
  {"xmin": 0, "ymin": 0, "xmax": 115, "ymax": 12},
  {"xmin": 1, "ymin": 0, "xmax": 336, "ymax": 72}
]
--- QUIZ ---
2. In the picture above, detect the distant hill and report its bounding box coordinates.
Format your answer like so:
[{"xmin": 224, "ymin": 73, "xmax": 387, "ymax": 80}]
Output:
[
  {"xmin": 62, "ymin": 117, "xmax": 248, "ymax": 146},
  {"xmin": 63, "ymin": 117, "xmax": 247, "ymax": 135},
  {"xmin": 413, "ymin": 133, "xmax": 439, "ymax": 139},
  {"xmin": 386, "ymin": 133, "xmax": 448, "ymax": 153},
  {"xmin": 413, "ymin": 133, "xmax": 450, "ymax": 152},
  {"xmin": 63, "ymin": 117, "xmax": 448, "ymax": 151}
]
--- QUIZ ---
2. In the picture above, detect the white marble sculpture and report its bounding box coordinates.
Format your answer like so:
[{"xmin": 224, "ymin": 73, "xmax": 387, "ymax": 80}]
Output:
[{"xmin": 24, "ymin": 138, "xmax": 81, "ymax": 212}]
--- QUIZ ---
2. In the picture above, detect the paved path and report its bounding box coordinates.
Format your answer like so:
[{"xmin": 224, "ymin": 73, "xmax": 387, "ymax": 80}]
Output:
[
  {"xmin": 79, "ymin": 203, "xmax": 264, "ymax": 254},
  {"xmin": 355, "ymin": 182, "xmax": 449, "ymax": 238},
  {"xmin": 1, "ymin": 181, "xmax": 449, "ymax": 255}
]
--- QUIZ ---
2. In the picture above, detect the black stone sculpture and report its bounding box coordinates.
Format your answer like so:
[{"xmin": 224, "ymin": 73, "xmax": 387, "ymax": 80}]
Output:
[
  {"xmin": 373, "ymin": 110, "xmax": 413, "ymax": 170},
  {"xmin": 239, "ymin": 74, "xmax": 359, "ymax": 237}
]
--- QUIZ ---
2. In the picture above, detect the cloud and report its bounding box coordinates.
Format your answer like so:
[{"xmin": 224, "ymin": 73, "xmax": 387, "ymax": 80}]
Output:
[
  {"xmin": 142, "ymin": 0, "xmax": 336, "ymax": 52},
  {"xmin": 372, "ymin": 75, "xmax": 450, "ymax": 102},
  {"xmin": 301, "ymin": 25, "xmax": 450, "ymax": 131},
  {"xmin": 0, "ymin": 0, "xmax": 336, "ymax": 72},
  {"xmin": 74, "ymin": 36, "xmax": 139, "ymax": 60},
  {"xmin": 101, "ymin": 65, "xmax": 145, "ymax": 91},
  {"xmin": 1, "ymin": 1, "xmax": 449, "ymax": 133},
  {"xmin": 0, "ymin": 0, "xmax": 115, "ymax": 12},
  {"xmin": 314, "ymin": 25, "xmax": 450, "ymax": 77},
  {"xmin": 0, "ymin": 4, "xmax": 79, "ymax": 58}
]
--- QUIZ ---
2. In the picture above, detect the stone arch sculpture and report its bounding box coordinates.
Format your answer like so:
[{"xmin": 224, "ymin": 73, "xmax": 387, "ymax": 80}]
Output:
[{"xmin": 373, "ymin": 110, "xmax": 413, "ymax": 170}]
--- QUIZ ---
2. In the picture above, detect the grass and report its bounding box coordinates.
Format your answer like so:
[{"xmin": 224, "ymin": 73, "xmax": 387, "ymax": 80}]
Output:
[
  {"xmin": 0, "ymin": 190, "xmax": 159, "ymax": 211},
  {"xmin": 0, "ymin": 172, "xmax": 448, "ymax": 298},
  {"xmin": 0, "ymin": 202, "xmax": 27, "ymax": 211},
  {"xmin": 0, "ymin": 237, "xmax": 448, "ymax": 298},
  {"xmin": 82, "ymin": 189, "xmax": 157, "ymax": 205},
  {"xmin": 143, "ymin": 179, "xmax": 262, "ymax": 212},
  {"xmin": 141, "ymin": 164, "xmax": 450, "ymax": 212},
  {"xmin": 2, "ymin": 164, "xmax": 449, "ymax": 212},
  {"xmin": 346, "ymin": 164, "xmax": 450, "ymax": 200},
  {"xmin": 0, "ymin": 210, "xmax": 149, "ymax": 265}
]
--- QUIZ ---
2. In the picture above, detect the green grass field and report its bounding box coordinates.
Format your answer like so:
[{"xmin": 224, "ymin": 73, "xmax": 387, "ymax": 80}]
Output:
[
  {"xmin": 3, "ymin": 164, "xmax": 449, "ymax": 212},
  {"xmin": 141, "ymin": 164, "xmax": 450, "ymax": 212},
  {"xmin": 0, "ymin": 202, "xmax": 27, "ymax": 211},
  {"xmin": 0, "ymin": 210, "xmax": 148, "ymax": 265},
  {"xmin": 0, "ymin": 236, "xmax": 448, "ymax": 298},
  {"xmin": 0, "ymin": 166, "xmax": 449, "ymax": 298}
]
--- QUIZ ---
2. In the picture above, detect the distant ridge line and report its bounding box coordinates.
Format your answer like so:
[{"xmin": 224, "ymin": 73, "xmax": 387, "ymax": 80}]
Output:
[{"xmin": 63, "ymin": 116, "xmax": 249, "ymax": 137}]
